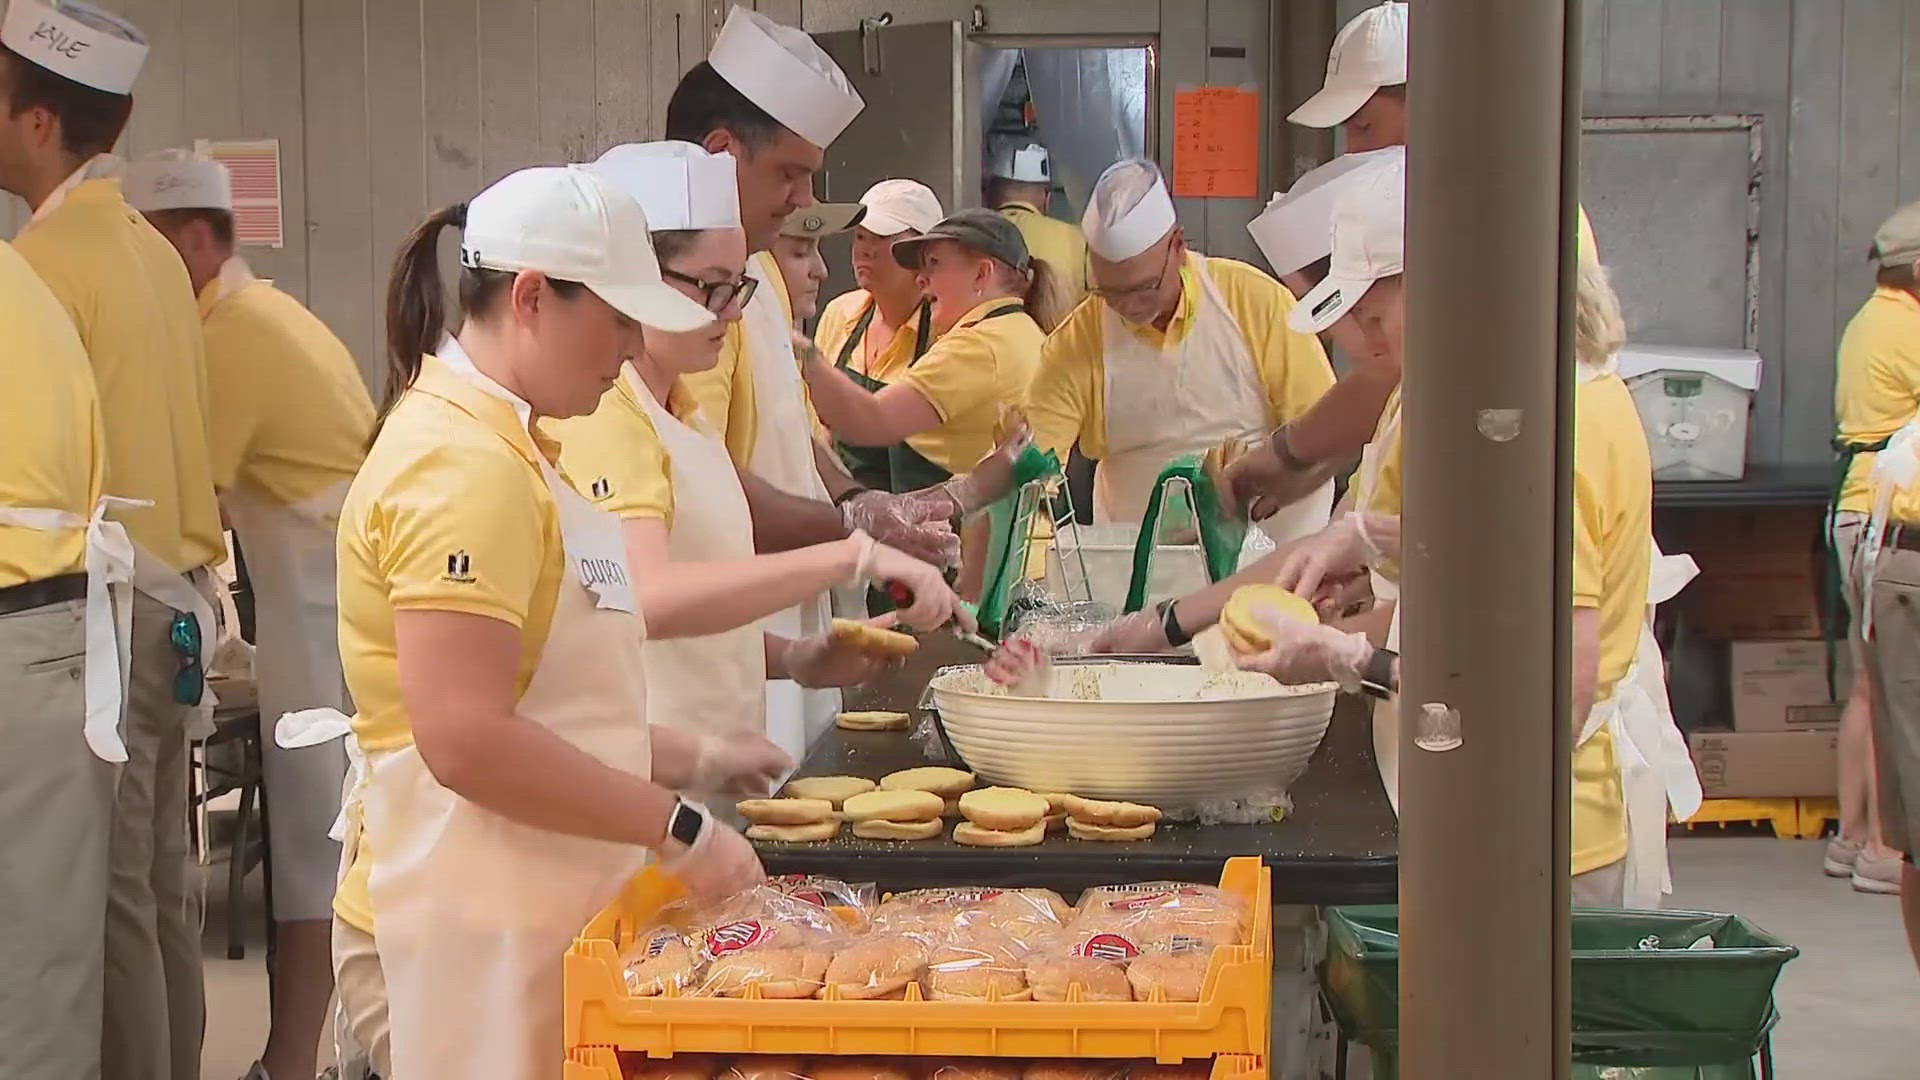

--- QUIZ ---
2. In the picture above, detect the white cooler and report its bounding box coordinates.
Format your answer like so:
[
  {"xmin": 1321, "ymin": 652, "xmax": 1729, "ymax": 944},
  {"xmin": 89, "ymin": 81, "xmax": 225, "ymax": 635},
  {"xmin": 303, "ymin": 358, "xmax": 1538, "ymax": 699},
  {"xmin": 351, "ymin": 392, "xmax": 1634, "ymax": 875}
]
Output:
[{"xmin": 1616, "ymin": 343, "xmax": 1763, "ymax": 481}]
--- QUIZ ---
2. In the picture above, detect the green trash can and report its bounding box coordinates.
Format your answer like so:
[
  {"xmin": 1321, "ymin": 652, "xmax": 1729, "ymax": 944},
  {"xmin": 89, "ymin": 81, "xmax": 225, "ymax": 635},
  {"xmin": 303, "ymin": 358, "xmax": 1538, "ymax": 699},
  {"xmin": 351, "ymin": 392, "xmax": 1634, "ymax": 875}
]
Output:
[{"xmin": 1321, "ymin": 906, "xmax": 1798, "ymax": 1079}]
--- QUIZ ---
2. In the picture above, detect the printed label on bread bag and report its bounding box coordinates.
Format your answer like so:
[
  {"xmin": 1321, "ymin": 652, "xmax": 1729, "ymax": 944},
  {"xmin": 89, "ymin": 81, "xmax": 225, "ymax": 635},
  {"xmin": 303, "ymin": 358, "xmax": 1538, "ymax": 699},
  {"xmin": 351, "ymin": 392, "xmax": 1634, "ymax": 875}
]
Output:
[
  {"xmin": 643, "ymin": 930, "xmax": 678, "ymax": 959},
  {"xmin": 1072, "ymin": 933, "xmax": 1140, "ymax": 962},
  {"xmin": 705, "ymin": 921, "xmax": 766, "ymax": 956}
]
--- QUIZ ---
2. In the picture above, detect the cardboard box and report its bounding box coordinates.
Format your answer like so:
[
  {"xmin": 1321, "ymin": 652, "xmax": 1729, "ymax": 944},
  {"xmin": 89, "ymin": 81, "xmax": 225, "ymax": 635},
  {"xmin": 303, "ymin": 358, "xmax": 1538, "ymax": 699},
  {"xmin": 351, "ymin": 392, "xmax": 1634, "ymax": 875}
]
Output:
[
  {"xmin": 1666, "ymin": 507, "xmax": 1826, "ymax": 640},
  {"xmin": 1688, "ymin": 729, "xmax": 1837, "ymax": 798},
  {"xmin": 1729, "ymin": 641, "xmax": 1840, "ymax": 731}
]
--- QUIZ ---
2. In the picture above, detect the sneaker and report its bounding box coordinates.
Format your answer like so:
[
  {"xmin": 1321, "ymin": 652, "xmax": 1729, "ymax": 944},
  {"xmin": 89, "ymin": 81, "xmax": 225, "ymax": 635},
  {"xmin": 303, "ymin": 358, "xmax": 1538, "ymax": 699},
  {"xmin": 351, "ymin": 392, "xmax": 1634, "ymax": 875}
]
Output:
[
  {"xmin": 1853, "ymin": 850, "xmax": 1904, "ymax": 894},
  {"xmin": 1824, "ymin": 837, "xmax": 1863, "ymax": 877}
]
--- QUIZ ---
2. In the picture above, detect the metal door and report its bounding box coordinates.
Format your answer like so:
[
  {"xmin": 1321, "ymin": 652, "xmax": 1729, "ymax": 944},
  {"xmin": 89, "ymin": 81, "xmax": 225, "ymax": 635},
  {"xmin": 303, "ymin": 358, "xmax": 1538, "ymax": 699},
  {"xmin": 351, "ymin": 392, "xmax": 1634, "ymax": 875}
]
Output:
[{"xmin": 814, "ymin": 19, "xmax": 980, "ymax": 313}]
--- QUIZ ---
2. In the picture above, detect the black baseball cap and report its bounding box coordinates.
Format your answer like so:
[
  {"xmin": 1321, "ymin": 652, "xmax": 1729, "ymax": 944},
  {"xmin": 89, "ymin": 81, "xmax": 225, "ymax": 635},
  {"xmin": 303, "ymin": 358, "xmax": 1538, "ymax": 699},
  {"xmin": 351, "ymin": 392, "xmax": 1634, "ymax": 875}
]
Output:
[{"xmin": 891, "ymin": 208, "xmax": 1031, "ymax": 272}]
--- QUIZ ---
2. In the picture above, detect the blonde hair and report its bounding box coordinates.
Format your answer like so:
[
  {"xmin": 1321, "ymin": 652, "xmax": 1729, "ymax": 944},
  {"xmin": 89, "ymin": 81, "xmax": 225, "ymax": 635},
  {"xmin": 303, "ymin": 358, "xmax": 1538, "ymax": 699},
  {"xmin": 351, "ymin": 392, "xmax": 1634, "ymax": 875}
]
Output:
[{"xmin": 1573, "ymin": 254, "xmax": 1626, "ymax": 371}]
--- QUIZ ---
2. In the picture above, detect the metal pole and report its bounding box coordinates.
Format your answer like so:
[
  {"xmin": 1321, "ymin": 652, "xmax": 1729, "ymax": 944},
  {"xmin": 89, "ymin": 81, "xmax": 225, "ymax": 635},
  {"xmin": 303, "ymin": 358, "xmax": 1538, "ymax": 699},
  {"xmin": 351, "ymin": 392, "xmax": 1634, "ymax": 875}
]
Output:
[{"xmin": 1399, "ymin": 0, "xmax": 1577, "ymax": 1075}]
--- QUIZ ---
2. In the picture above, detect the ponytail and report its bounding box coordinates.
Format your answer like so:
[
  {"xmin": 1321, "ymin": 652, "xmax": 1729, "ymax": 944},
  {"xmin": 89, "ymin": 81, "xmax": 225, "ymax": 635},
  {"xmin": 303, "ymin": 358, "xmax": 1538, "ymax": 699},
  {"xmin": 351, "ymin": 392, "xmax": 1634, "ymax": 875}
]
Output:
[
  {"xmin": 379, "ymin": 202, "xmax": 468, "ymax": 421},
  {"xmin": 1021, "ymin": 255, "xmax": 1071, "ymax": 334}
]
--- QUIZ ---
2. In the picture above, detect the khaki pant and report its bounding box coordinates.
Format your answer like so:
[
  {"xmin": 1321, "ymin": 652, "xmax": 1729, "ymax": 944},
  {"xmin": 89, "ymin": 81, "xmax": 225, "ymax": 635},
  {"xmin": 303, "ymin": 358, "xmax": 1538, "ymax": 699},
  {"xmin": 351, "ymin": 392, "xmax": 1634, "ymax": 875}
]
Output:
[
  {"xmin": 102, "ymin": 591, "xmax": 205, "ymax": 1080},
  {"xmin": 1865, "ymin": 545, "xmax": 1920, "ymax": 854},
  {"xmin": 1570, "ymin": 857, "xmax": 1627, "ymax": 907},
  {"xmin": 332, "ymin": 917, "xmax": 392, "ymax": 1076},
  {"xmin": 0, "ymin": 596, "xmax": 116, "ymax": 1079}
]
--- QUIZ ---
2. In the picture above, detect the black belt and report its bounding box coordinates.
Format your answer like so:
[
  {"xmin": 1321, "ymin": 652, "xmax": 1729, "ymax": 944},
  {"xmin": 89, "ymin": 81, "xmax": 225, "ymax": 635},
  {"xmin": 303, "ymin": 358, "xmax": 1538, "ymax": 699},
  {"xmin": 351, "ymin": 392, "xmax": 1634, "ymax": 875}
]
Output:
[
  {"xmin": 1891, "ymin": 526, "xmax": 1920, "ymax": 554},
  {"xmin": 0, "ymin": 572, "xmax": 86, "ymax": 617}
]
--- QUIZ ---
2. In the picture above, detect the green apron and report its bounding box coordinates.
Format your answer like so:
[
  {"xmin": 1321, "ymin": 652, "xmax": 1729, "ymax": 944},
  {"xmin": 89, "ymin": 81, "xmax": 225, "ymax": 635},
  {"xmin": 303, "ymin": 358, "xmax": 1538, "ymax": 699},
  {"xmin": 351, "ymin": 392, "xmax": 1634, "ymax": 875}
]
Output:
[
  {"xmin": 834, "ymin": 300, "xmax": 1027, "ymax": 494},
  {"xmin": 1825, "ymin": 434, "xmax": 1893, "ymax": 695}
]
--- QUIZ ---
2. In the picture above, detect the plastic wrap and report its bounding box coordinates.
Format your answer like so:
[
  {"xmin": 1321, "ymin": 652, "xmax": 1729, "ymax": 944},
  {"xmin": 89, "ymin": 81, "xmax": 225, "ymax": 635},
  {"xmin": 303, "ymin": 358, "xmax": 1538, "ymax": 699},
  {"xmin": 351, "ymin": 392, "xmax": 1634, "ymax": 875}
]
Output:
[
  {"xmin": 686, "ymin": 887, "xmax": 848, "ymax": 999},
  {"xmin": 1163, "ymin": 791, "xmax": 1293, "ymax": 827}
]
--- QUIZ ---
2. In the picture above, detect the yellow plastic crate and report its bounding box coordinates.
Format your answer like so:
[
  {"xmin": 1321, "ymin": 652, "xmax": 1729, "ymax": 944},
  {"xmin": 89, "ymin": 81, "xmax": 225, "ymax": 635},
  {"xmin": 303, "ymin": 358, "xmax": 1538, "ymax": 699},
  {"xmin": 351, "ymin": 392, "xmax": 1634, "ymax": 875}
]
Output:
[
  {"xmin": 562, "ymin": 1049, "xmax": 1266, "ymax": 1080},
  {"xmin": 1797, "ymin": 796, "xmax": 1840, "ymax": 838},
  {"xmin": 565, "ymin": 857, "xmax": 1273, "ymax": 1063},
  {"xmin": 1681, "ymin": 797, "xmax": 1807, "ymax": 838}
]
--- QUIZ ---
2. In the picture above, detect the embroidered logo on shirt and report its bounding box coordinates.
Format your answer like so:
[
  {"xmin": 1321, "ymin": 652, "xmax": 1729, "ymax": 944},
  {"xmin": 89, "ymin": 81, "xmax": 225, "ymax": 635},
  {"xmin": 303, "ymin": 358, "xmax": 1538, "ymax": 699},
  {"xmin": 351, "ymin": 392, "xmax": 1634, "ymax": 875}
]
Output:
[
  {"xmin": 443, "ymin": 551, "xmax": 475, "ymax": 583},
  {"xmin": 590, "ymin": 477, "xmax": 613, "ymax": 500}
]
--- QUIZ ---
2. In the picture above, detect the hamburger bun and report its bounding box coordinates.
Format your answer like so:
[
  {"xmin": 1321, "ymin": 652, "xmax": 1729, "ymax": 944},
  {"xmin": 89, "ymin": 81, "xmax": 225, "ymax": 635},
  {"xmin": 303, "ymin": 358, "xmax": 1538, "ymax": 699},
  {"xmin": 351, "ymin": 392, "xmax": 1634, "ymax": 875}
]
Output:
[
  {"xmin": 843, "ymin": 789, "xmax": 946, "ymax": 823},
  {"xmin": 836, "ymin": 710, "xmax": 913, "ymax": 732},
  {"xmin": 737, "ymin": 798, "xmax": 835, "ymax": 825},
  {"xmin": 1125, "ymin": 951, "xmax": 1210, "ymax": 1002},
  {"xmin": 878, "ymin": 766, "xmax": 976, "ymax": 799},
  {"xmin": 822, "ymin": 934, "xmax": 929, "ymax": 1000},
  {"xmin": 702, "ymin": 947, "xmax": 829, "ymax": 999},
  {"xmin": 1061, "ymin": 795, "xmax": 1162, "ymax": 828},
  {"xmin": 623, "ymin": 929, "xmax": 702, "ymax": 997},
  {"xmin": 953, "ymin": 820, "xmax": 1045, "ymax": 848},
  {"xmin": 780, "ymin": 776, "xmax": 877, "ymax": 806},
  {"xmin": 1066, "ymin": 818, "xmax": 1156, "ymax": 842},
  {"xmin": 745, "ymin": 820, "xmax": 841, "ymax": 843},
  {"xmin": 720, "ymin": 1058, "xmax": 810, "ymax": 1080},
  {"xmin": 830, "ymin": 618, "xmax": 920, "ymax": 659},
  {"xmin": 1025, "ymin": 955, "xmax": 1133, "ymax": 1002},
  {"xmin": 957, "ymin": 787, "xmax": 1049, "ymax": 831},
  {"xmin": 808, "ymin": 1058, "xmax": 920, "ymax": 1080},
  {"xmin": 851, "ymin": 817, "xmax": 943, "ymax": 841}
]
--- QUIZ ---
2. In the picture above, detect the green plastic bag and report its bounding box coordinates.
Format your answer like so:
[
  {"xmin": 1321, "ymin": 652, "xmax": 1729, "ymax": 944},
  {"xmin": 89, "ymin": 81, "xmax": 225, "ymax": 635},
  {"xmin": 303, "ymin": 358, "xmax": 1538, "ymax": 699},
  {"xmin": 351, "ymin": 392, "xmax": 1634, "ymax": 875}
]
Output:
[
  {"xmin": 1323, "ymin": 906, "xmax": 1797, "ymax": 1075},
  {"xmin": 974, "ymin": 446, "xmax": 1066, "ymax": 638},
  {"xmin": 1123, "ymin": 454, "xmax": 1249, "ymax": 613}
]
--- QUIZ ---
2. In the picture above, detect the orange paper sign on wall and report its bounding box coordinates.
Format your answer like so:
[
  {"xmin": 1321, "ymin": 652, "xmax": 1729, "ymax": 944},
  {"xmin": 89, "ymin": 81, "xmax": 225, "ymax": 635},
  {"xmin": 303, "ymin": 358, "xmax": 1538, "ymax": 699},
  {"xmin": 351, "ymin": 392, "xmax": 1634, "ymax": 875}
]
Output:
[{"xmin": 1172, "ymin": 86, "xmax": 1260, "ymax": 199}]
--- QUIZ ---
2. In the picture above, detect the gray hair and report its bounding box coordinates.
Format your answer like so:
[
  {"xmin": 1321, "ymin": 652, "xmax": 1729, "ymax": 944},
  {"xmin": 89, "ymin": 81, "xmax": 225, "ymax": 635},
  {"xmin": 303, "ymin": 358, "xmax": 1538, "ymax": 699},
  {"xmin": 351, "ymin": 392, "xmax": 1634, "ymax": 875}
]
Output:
[{"xmin": 1574, "ymin": 255, "xmax": 1626, "ymax": 371}]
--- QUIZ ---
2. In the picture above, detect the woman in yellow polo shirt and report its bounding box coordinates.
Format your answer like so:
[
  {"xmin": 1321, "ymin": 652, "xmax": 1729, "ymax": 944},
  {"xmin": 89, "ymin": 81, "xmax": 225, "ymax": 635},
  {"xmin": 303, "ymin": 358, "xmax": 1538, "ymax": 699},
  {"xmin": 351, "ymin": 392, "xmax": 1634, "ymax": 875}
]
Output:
[
  {"xmin": 315, "ymin": 166, "xmax": 787, "ymax": 1078},
  {"xmin": 547, "ymin": 143, "xmax": 962, "ymax": 769},
  {"xmin": 801, "ymin": 210, "xmax": 1063, "ymax": 595}
]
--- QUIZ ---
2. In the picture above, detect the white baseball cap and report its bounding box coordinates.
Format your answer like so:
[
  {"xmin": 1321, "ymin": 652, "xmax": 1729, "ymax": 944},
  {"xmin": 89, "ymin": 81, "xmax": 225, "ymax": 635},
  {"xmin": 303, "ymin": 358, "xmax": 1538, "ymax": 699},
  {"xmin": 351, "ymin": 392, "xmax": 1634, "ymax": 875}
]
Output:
[
  {"xmin": 461, "ymin": 166, "xmax": 715, "ymax": 334},
  {"xmin": 1248, "ymin": 146, "xmax": 1403, "ymax": 276},
  {"xmin": 858, "ymin": 178, "xmax": 943, "ymax": 236},
  {"xmin": 1289, "ymin": 1, "xmax": 1408, "ymax": 129},
  {"xmin": 1287, "ymin": 155, "xmax": 1404, "ymax": 334},
  {"xmin": 123, "ymin": 149, "xmax": 233, "ymax": 213},
  {"xmin": 1, "ymin": 0, "xmax": 147, "ymax": 94},
  {"xmin": 588, "ymin": 141, "xmax": 741, "ymax": 231},
  {"xmin": 1082, "ymin": 158, "xmax": 1177, "ymax": 261},
  {"xmin": 991, "ymin": 142, "xmax": 1051, "ymax": 184},
  {"xmin": 708, "ymin": 5, "xmax": 863, "ymax": 150}
]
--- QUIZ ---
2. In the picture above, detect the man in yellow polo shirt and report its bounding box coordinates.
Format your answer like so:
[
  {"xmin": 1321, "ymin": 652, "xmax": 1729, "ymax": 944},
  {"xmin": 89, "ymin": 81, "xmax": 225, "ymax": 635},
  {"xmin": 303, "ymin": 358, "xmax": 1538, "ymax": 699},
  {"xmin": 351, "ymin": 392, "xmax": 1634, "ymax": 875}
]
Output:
[
  {"xmin": 126, "ymin": 150, "xmax": 376, "ymax": 1080},
  {"xmin": 1026, "ymin": 158, "xmax": 1334, "ymax": 543},
  {"xmin": 988, "ymin": 141, "xmax": 1089, "ymax": 313},
  {"xmin": 0, "ymin": 5, "xmax": 221, "ymax": 1076},
  {"xmin": 1830, "ymin": 202, "xmax": 1920, "ymax": 897},
  {"xmin": 0, "ymin": 235, "xmax": 113, "ymax": 1080}
]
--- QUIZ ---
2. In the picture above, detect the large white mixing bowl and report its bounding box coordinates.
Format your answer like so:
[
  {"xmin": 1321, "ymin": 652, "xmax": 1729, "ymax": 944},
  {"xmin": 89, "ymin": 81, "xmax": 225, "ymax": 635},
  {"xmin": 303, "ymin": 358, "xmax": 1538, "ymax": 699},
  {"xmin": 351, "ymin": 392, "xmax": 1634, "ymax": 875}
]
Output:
[{"xmin": 925, "ymin": 661, "xmax": 1336, "ymax": 804}]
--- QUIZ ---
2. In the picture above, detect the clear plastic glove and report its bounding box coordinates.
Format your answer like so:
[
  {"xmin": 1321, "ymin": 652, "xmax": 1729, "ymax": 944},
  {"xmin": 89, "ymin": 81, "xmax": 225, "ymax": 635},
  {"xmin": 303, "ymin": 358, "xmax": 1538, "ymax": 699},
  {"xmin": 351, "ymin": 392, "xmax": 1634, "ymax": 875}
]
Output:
[
  {"xmin": 1088, "ymin": 609, "xmax": 1173, "ymax": 655},
  {"xmin": 1227, "ymin": 605, "xmax": 1374, "ymax": 691},
  {"xmin": 920, "ymin": 417, "xmax": 1034, "ymax": 519},
  {"xmin": 983, "ymin": 636, "xmax": 1050, "ymax": 690},
  {"xmin": 858, "ymin": 541, "xmax": 966, "ymax": 632},
  {"xmin": 781, "ymin": 615, "xmax": 904, "ymax": 688},
  {"xmin": 1272, "ymin": 512, "xmax": 1400, "ymax": 603},
  {"xmin": 689, "ymin": 732, "xmax": 794, "ymax": 797},
  {"xmin": 841, "ymin": 489, "xmax": 959, "ymax": 567},
  {"xmin": 660, "ymin": 802, "xmax": 766, "ymax": 902}
]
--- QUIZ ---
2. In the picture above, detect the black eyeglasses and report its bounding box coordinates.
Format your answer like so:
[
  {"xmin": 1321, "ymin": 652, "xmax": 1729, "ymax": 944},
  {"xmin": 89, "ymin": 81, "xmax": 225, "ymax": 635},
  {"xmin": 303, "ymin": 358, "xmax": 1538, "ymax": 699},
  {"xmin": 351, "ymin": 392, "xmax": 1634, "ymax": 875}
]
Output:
[
  {"xmin": 1089, "ymin": 242, "xmax": 1177, "ymax": 302},
  {"xmin": 662, "ymin": 268, "xmax": 758, "ymax": 313}
]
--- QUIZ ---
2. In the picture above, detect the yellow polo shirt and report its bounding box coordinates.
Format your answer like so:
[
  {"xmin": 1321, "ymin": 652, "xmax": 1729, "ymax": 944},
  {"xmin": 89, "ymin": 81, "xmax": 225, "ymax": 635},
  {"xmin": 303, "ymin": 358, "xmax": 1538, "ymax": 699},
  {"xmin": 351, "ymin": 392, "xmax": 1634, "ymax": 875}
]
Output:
[
  {"xmin": 1355, "ymin": 376, "xmax": 1637, "ymax": 875},
  {"xmin": 545, "ymin": 372, "xmax": 705, "ymax": 526},
  {"xmin": 0, "ymin": 240, "xmax": 105, "ymax": 588},
  {"xmin": 332, "ymin": 355, "xmax": 567, "ymax": 932},
  {"xmin": 813, "ymin": 289, "xmax": 928, "ymax": 385},
  {"xmin": 683, "ymin": 252, "xmax": 812, "ymax": 470},
  {"xmin": 14, "ymin": 178, "xmax": 223, "ymax": 573},
  {"xmin": 997, "ymin": 201, "xmax": 1090, "ymax": 313},
  {"xmin": 1028, "ymin": 256, "xmax": 1335, "ymax": 461},
  {"xmin": 893, "ymin": 298, "xmax": 1045, "ymax": 475},
  {"xmin": 201, "ymin": 272, "xmax": 374, "ymax": 508},
  {"xmin": 1836, "ymin": 287, "xmax": 1920, "ymax": 515}
]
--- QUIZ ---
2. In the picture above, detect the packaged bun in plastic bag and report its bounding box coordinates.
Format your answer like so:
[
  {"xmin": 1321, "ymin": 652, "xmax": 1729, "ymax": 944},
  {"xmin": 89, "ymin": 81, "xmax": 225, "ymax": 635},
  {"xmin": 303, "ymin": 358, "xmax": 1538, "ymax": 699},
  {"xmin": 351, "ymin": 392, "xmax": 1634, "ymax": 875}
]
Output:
[
  {"xmin": 923, "ymin": 925, "xmax": 1032, "ymax": 1001},
  {"xmin": 621, "ymin": 925, "xmax": 704, "ymax": 997},
  {"xmin": 689, "ymin": 886, "xmax": 845, "ymax": 998},
  {"xmin": 821, "ymin": 932, "xmax": 930, "ymax": 999},
  {"xmin": 1023, "ymin": 1062, "xmax": 1134, "ymax": 1080},
  {"xmin": 872, "ymin": 886, "xmax": 1068, "ymax": 946},
  {"xmin": 717, "ymin": 1057, "xmax": 812, "ymax": 1080},
  {"xmin": 764, "ymin": 873, "xmax": 880, "ymax": 916},
  {"xmin": 926, "ymin": 1059, "xmax": 1026, "ymax": 1080},
  {"xmin": 1068, "ymin": 883, "xmax": 1247, "ymax": 953},
  {"xmin": 805, "ymin": 1058, "xmax": 920, "ymax": 1080}
]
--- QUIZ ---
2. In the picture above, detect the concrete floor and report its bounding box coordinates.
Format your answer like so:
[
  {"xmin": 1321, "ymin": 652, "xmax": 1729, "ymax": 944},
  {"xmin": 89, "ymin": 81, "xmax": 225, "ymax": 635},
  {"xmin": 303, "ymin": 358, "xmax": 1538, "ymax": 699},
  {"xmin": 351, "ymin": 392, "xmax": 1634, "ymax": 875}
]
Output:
[{"xmin": 195, "ymin": 835, "xmax": 1917, "ymax": 1079}]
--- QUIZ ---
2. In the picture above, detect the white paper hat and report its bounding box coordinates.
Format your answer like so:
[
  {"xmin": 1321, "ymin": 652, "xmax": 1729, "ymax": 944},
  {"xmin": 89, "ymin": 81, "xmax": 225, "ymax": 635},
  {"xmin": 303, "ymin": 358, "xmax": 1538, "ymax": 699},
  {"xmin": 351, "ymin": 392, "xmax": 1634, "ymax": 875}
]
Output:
[
  {"xmin": 587, "ymin": 141, "xmax": 741, "ymax": 231},
  {"xmin": 1288, "ymin": 155, "xmax": 1404, "ymax": 333},
  {"xmin": 708, "ymin": 5, "xmax": 863, "ymax": 150},
  {"xmin": 859, "ymin": 178, "xmax": 943, "ymax": 236},
  {"xmin": 123, "ymin": 149, "xmax": 233, "ymax": 213},
  {"xmin": 1289, "ymin": 1, "xmax": 1408, "ymax": 129},
  {"xmin": 462, "ymin": 166, "xmax": 714, "ymax": 334},
  {"xmin": 1, "ymin": 0, "xmax": 147, "ymax": 94},
  {"xmin": 991, "ymin": 142, "xmax": 1051, "ymax": 184},
  {"xmin": 1082, "ymin": 158, "xmax": 1177, "ymax": 261},
  {"xmin": 1248, "ymin": 146, "xmax": 1403, "ymax": 276}
]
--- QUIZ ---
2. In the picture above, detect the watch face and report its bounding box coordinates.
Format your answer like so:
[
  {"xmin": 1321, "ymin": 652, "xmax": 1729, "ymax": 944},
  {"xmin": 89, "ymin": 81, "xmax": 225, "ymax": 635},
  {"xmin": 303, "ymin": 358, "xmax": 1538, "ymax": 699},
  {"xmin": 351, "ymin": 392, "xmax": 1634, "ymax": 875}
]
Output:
[{"xmin": 670, "ymin": 803, "xmax": 703, "ymax": 846}]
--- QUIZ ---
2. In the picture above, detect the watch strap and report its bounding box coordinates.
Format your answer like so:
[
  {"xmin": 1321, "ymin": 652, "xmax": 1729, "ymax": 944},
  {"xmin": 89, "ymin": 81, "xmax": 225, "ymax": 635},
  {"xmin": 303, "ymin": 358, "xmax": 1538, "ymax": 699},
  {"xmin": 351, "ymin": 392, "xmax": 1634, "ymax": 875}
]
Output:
[
  {"xmin": 1360, "ymin": 647, "xmax": 1398, "ymax": 700},
  {"xmin": 1157, "ymin": 598, "xmax": 1193, "ymax": 648}
]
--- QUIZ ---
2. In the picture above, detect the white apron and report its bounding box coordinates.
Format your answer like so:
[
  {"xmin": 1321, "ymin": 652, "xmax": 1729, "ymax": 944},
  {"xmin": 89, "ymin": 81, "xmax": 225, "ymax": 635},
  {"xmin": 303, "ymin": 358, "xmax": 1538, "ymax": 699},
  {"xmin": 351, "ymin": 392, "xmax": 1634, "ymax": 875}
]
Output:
[
  {"xmin": 283, "ymin": 344, "xmax": 652, "ymax": 1078},
  {"xmin": 739, "ymin": 253, "xmax": 840, "ymax": 752},
  {"xmin": 628, "ymin": 369, "xmax": 775, "ymax": 759},
  {"xmin": 14, "ymin": 153, "xmax": 221, "ymax": 750},
  {"xmin": 1094, "ymin": 252, "xmax": 1335, "ymax": 553},
  {"xmin": 1353, "ymin": 399, "xmax": 1404, "ymax": 812},
  {"xmin": 1576, "ymin": 542, "xmax": 1701, "ymax": 908}
]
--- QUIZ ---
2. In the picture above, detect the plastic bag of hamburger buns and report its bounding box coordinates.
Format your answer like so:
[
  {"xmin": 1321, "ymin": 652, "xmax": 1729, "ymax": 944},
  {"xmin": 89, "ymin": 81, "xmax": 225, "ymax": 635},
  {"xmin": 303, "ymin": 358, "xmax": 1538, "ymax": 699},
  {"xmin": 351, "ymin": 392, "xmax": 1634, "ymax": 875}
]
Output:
[
  {"xmin": 620, "ymin": 924, "xmax": 704, "ymax": 997},
  {"xmin": 871, "ymin": 886, "xmax": 1070, "ymax": 946},
  {"xmin": 763, "ymin": 873, "xmax": 879, "ymax": 921},
  {"xmin": 1068, "ymin": 882, "xmax": 1248, "ymax": 952},
  {"xmin": 820, "ymin": 931, "xmax": 931, "ymax": 999},
  {"xmin": 686, "ymin": 886, "xmax": 846, "ymax": 998},
  {"xmin": 922, "ymin": 923, "xmax": 1035, "ymax": 1001}
]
